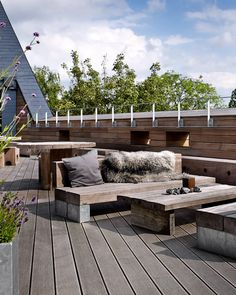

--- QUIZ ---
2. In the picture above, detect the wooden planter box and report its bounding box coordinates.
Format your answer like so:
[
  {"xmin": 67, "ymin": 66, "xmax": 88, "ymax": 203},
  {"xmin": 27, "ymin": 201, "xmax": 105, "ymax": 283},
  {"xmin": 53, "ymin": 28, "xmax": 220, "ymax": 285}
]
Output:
[{"xmin": 0, "ymin": 236, "xmax": 19, "ymax": 295}]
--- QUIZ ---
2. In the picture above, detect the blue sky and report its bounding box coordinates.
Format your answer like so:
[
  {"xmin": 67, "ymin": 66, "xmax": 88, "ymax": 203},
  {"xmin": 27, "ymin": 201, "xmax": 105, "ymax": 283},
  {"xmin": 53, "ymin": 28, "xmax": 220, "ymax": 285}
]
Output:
[{"xmin": 2, "ymin": 0, "xmax": 236, "ymax": 99}]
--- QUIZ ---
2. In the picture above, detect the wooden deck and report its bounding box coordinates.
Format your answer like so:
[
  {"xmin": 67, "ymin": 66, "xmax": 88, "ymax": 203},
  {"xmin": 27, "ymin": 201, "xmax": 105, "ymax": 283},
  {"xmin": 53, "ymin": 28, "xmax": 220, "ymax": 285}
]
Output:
[{"xmin": 1, "ymin": 157, "xmax": 236, "ymax": 295}]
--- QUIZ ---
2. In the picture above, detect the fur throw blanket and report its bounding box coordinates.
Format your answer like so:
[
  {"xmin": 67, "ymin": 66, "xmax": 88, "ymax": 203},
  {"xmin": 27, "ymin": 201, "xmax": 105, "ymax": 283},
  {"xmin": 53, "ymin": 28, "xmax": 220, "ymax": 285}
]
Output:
[{"xmin": 101, "ymin": 150, "xmax": 180, "ymax": 183}]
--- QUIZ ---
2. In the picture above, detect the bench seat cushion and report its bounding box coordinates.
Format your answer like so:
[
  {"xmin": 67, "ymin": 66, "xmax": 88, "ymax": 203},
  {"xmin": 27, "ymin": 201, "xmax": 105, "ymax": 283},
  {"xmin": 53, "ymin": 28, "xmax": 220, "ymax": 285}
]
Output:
[{"xmin": 101, "ymin": 150, "xmax": 179, "ymax": 183}]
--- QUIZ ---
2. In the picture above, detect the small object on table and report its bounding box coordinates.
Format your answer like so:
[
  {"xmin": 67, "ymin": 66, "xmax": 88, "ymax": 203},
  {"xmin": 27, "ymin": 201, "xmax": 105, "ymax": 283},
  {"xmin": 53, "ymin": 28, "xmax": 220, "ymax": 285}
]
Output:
[{"xmin": 182, "ymin": 176, "xmax": 195, "ymax": 189}]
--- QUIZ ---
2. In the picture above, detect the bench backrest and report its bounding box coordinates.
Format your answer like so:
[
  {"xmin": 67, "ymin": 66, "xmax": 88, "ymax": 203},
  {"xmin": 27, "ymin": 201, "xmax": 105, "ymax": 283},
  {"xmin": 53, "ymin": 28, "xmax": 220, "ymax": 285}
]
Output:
[{"xmin": 52, "ymin": 152, "xmax": 182, "ymax": 188}]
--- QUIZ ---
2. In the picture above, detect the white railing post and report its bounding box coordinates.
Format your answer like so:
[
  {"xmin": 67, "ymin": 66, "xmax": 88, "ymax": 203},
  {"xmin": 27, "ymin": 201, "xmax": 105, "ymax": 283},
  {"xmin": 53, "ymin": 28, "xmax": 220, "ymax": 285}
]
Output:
[
  {"xmin": 80, "ymin": 109, "xmax": 84, "ymax": 128},
  {"xmin": 207, "ymin": 100, "xmax": 213, "ymax": 127},
  {"xmin": 55, "ymin": 111, "xmax": 60, "ymax": 127},
  {"xmin": 152, "ymin": 103, "xmax": 157, "ymax": 127},
  {"xmin": 35, "ymin": 112, "xmax": 39, "ymax": 127},
  {"xmin": 95, "ymin": 107, "xmax": 99, "ymax": 127},
  {"xmin": 111, "ymin": 106, "xmax": 116, "ymax": 127},
  {"xmin": 130, "ymin": 105, "xmax": 136, "ymax": 127},
  {"xmin": 45, "ymin": 112, "xmax": 48, "ymax": 127},
  {"xmin": 67, "ymin": 110, "xmax": 71, "ymax": 127},
  {"xmin": 177, "ymin": 102, "xmax": 183, "ymax": 127}
]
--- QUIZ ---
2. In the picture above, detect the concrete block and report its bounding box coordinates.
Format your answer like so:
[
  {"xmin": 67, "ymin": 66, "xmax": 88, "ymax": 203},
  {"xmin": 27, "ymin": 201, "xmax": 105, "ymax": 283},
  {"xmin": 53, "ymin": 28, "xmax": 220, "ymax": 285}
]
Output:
[
  {"xmin": 224, "ymin": 214, "xmax": 236, "ymax": 235},
  {"xmin": 55, "ymin": 200, "xmax": 67, "ymax": 218},
  {"xmin": 197, "ymin": 226, "xmax": 236, "ymax": 258},
  {"xmin": 68, "ymin": 203, "xmax": 90, "ymax": 223}
]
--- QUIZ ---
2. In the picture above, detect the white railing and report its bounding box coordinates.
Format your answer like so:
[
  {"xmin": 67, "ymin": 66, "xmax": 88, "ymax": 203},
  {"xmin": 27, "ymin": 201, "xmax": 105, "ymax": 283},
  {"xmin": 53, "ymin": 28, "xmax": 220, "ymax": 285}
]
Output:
[{"xmin": 32, "ymin": 100, "xmax": 219, "ymax": 129}]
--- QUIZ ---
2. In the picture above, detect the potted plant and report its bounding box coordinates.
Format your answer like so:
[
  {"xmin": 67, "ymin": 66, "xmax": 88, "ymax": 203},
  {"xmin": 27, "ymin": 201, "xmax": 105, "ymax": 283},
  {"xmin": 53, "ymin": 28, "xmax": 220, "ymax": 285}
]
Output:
[{"xmin": 0, "ymin": 192, "xmax": 35, "ymax": 294}]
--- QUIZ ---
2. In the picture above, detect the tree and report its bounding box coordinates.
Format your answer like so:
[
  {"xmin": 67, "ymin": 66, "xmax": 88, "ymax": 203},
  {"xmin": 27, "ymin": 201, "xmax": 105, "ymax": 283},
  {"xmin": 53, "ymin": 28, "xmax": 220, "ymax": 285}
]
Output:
[
  {"xmin": 107, "ymin": 53, "xmax": 138, "ymax": 113},
  {"xmin": 137, "ymin": 68, "xmax": 224, "ymax": 112},
  {"xmin": 229, "ymin": 89, "xmax": 236, "ymax": 108},
  {"xmin": 36, "ymin": 52, "xmax": 224, "ymax": 115},
  {"xmin": 34, "ymin": 66, "xmax": 64, "ymax": 113},
  {"xmin": 61, "ymin": 50, "xmax": 102, "ymax": 114}
]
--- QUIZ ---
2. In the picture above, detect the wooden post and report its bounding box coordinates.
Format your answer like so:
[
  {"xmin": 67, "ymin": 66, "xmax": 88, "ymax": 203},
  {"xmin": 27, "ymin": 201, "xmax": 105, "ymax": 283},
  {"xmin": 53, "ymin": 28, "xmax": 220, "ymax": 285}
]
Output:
[{"xmin": 131, "ymin": 201, "xmax": 175, "ymax": 235}]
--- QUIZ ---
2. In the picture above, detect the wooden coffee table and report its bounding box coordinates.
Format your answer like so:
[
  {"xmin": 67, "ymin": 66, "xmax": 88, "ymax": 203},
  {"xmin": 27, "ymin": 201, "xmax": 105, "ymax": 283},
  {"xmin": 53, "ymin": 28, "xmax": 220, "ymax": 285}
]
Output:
[{"xmin": 118, "ymin": 183, "xmax": 236, "ymax": 235}]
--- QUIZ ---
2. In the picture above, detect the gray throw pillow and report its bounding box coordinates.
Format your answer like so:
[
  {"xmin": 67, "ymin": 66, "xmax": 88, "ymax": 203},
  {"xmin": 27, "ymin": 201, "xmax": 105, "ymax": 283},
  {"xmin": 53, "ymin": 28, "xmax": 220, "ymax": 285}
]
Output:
[{"xmin": 62, "ymin": 149, "xmax": 104, "ymax": 187}]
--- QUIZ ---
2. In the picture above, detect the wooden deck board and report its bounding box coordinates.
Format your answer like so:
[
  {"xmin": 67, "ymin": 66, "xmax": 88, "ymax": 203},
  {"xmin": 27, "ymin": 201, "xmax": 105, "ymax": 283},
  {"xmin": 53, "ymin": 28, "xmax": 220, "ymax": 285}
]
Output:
[
  {"xmin": 0, "ymin": 157, "xmax": 235, "ymax": 295},
  {"xmin": 174, "ymin": 226, "xmax": 236, "ymax": 287},
  {"xmin": 109, "ymin": 212, "xmax": 189, "ymax": 295},
  {"xmin": 67, "ymin": 221, "xmax": 108, "ymax": 295},
  {"xmin": 120, "ymin": 212, "xmax": 215, "ymax": 295},
  {"xmin": 157, "ymin": 230, "xmax": 236, "ymax": 295},
  {"xmin": 51, "ymin": 212, "xmax": 81, "ymax": 295},
  {"xmin": 30, "ymin": 191, "xmax": 55, "ymax": 295},
  {"xmin": 94, "ymin": 214, "xmax": 162, "ymax": 295},
  {"xmin": 82, "ymin": 219, "xmax": 134, "ymax": 295}
]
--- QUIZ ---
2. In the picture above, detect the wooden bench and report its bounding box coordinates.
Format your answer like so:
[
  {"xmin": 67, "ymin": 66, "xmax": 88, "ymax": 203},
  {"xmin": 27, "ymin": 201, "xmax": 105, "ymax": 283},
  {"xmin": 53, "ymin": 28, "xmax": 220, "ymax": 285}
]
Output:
[
  {"xmin": 117, "ymin": 183, "xmax": 236, "ymax": 235},
  {"xmin": 196, "ymin": 202, "xmax": 236, "ymax": 258},
  {"xmin": 54, "ymin": 153, "xmax": 188, "ymax": 222}
]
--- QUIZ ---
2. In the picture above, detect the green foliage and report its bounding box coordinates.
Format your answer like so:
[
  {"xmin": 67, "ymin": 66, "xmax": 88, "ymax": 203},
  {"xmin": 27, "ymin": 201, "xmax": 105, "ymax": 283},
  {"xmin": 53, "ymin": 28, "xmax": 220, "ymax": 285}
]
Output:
[
  {"xmin": 229, "ymin": 89, "xmax": 236, "ymax": 108},
  {"xmin": 137, "ymin": 70, "xmax": 223, "ymax": 112},
  {"xmin": 42, "ymin": 52, "xmax": 224, "ymax": 114},
  {"xmin": 107, "ymin": 53, "xmax": 138, "ymax": 113},
  {"xmin": 34, "ymin": 65, "xmax": 64, "ymax": 113},
  {"xmin": 0, "ymin": 192, "xmax": 29, "ymax": 243},
  {"xmin": 61, "ymin": 51, "xmax": 102, "ymax": 114}
]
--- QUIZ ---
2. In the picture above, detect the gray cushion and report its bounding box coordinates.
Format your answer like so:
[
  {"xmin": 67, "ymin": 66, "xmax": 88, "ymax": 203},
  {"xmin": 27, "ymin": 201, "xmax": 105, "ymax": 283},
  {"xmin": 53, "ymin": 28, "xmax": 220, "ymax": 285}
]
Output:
[{"xmin": 62, "ymin": 149, "xmax": 104, "ymax": 187}]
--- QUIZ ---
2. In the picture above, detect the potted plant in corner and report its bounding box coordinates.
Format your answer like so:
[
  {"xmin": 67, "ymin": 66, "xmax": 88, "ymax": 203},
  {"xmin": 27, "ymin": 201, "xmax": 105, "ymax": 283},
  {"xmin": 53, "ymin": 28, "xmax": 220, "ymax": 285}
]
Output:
[
  {"xmin": 0, "ymin": 192, "xmax": 34, "ymax": 294},
  {"xmin": 0, "ymin": 20, "xmax": 40, "ymax": 295}
]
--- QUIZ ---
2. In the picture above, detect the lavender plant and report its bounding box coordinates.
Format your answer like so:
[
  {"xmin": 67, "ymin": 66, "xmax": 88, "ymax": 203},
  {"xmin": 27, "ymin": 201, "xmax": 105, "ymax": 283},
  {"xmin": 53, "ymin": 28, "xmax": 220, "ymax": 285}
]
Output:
[{"xmin": 0, "ymin": 192, "xmax": 36, "ymax": 243}]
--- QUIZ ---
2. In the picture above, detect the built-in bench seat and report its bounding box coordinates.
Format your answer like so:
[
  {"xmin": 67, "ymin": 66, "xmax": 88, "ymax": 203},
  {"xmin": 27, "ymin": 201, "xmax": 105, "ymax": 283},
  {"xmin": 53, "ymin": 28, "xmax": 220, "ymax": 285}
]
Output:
[
  {"xmin": 54, "ymin": 153, "xmax": 183, "ymax": 222},
  {"xmin": 53, "ymin": 152, "xmax": 220, "ymax": 224},
  {"xmin": 196, "ymin": 202, "xmax": 236, "ymax": 258}
]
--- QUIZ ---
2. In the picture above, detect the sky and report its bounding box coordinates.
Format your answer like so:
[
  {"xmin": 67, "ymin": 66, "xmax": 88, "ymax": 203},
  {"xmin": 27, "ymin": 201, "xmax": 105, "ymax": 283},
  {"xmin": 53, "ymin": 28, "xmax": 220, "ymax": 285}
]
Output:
[{"xmin": 1, "ymin": 0, "xmax": 236, "ymax": 100}]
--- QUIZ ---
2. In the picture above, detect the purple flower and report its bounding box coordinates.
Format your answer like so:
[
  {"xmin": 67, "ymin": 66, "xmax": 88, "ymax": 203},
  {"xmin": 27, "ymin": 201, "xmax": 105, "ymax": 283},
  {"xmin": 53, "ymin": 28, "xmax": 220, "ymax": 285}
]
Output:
[
  {"xmin": 33, "ymin": 32, "xmax": 39, "ymax": 37},
  {"xmin": 19, "ymin": 109, "xmax": 26, "ymax": 116},
  {"xmin": 25, "ymin": 45, "xmax": 32, "ymax": 51},
  {"xmin": 0, "ymin": 21, "xmax": 6, "ymax": 28},
  {"xmin": 15, "ymin": 61, "xmax": 21, "ymax": 68},
  {"xmin": 31, "ymin": 93, "xmax": 36, "ymax": 97},
  {"xmin": 31, "ymin": 195, "xmax": 36, "ymax": 202},
  {"xmin": 5, "ymin": 96, "xmax": 11, "ymax": 101},
  {"xmin": 36, "ymin": 40, "xmax": 40, "ymax": 44}
]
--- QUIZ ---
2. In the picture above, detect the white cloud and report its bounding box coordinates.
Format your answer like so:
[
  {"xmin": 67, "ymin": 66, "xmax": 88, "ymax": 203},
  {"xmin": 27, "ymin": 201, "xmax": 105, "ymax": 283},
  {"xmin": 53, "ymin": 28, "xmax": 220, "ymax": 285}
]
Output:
[
  {"xmin": 146, "ymin": 0, "xmax": 165, "ymax": 12},
  {"xmin": 1, "ymin": 0, "xmax": 235, "ymax": 97},
  {"xmin": 186, "ymin": 5, "xmax": 236, "ymax": 46},
  {"xmin": 190, "ymin": 71, "xmax": 236, "ymax": 97},
  {"xmin": 164, "ymin": 35, "xmax": 193, "ymax": 46},
  {"xmin": 187, "ymin": 5, "xmax": 236, "ymax": 22}
]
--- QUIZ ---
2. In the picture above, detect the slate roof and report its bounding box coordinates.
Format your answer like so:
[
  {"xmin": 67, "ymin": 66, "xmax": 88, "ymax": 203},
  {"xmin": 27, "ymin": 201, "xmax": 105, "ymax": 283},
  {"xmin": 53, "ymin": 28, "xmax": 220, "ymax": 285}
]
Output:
[{"xmin": 0, "ymin": 1, "xmax": 52, "ymax": 120}]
